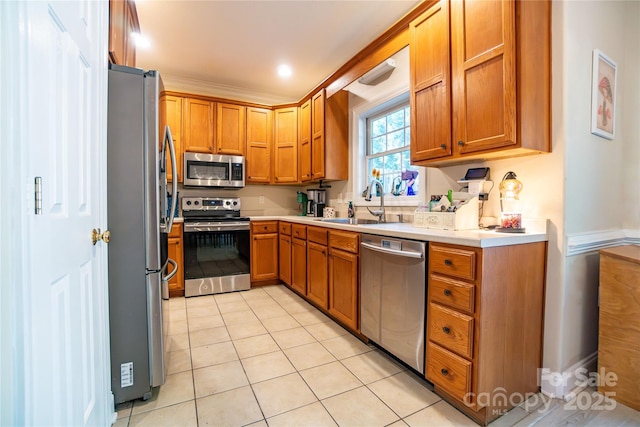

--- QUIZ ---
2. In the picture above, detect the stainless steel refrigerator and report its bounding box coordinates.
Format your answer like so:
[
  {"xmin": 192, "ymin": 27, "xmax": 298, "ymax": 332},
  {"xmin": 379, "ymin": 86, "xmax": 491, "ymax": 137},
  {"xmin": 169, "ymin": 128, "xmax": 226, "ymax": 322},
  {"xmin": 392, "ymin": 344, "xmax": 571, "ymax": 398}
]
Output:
[{"xmin": 107, "ymin": 64, "xmax": 177, "ymax": 403}]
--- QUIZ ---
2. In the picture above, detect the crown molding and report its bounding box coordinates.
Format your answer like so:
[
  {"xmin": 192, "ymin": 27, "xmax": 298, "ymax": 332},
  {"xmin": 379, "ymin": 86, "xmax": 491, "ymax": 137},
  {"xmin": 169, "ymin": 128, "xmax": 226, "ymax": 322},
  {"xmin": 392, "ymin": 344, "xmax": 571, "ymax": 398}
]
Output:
[{"xmin": 161, "ymin": 74, "xmax": 296, "ymax": 106}]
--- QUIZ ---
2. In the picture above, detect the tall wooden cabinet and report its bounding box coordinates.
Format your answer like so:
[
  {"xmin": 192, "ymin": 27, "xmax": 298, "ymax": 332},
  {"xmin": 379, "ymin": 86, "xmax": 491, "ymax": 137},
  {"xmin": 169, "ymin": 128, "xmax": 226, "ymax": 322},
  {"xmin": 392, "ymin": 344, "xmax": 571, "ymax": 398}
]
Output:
[
  {"xmin": 410, "ymin": 0, "xmax": 550, "ymax": 166},
  {"xmin": 426, "ymin": 241, "xmax": 546, "ymax": 425},
  {"xmin": 183, "ymin": 97, "xmax": 215, "ymax": 153},
  {"xmin": 246, "ymin": 107, "xmax": 273, "ymax": 183},
  {"xmin": 273, "ymin": 107, "xmax": 298, "ymax": 183},
  {"xmin": 598, "ymin": 245, "xmax": 640, "ymax": 411}
]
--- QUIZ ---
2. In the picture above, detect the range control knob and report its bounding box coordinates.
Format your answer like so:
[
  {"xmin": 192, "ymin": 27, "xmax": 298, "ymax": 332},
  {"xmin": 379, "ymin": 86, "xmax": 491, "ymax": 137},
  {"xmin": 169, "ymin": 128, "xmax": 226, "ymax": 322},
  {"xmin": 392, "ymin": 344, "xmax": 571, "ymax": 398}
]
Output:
[
  {"xmin": 194, "ymin": 200, "xmax": 200, "ymax": 206},
  {"xmin": 233, "ymin": 201, "xmax": 238, "ymax": 206},
  {"xmin": 225, "ymin": 200, "xmax": 231, "ymax": 206},
  {"xmin": 186, "ymin": 200, "xmax": 192, "ymax": 206}
]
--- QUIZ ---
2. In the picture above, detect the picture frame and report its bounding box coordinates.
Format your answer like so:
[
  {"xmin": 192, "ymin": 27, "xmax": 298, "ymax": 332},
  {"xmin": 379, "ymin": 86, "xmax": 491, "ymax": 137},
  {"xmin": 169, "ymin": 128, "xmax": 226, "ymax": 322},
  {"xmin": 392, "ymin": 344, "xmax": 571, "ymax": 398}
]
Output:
[{"xmin": 591, "ymin": 49, "xmax": 617, "ymax": 140}]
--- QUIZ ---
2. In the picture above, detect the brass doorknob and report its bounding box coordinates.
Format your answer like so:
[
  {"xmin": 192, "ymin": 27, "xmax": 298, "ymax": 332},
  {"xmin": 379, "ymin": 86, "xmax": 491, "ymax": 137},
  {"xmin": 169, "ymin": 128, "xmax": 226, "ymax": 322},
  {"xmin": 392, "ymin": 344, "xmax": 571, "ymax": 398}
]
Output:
[{"xmin": 92, "ymin": 228, "xmax": 111, "ymax": 245}]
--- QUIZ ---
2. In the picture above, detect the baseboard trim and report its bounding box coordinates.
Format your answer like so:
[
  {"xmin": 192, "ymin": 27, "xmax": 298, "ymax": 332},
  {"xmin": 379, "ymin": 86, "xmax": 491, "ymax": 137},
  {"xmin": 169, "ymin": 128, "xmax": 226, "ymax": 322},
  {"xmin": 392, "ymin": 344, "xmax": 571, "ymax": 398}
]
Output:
[
  {"xmin": 540, "ymin": 352, "xmax": 598, "ymax": 400},
  {"xmin": 566, "ymin": 228, "xmax": 638, "ymax": 256}
]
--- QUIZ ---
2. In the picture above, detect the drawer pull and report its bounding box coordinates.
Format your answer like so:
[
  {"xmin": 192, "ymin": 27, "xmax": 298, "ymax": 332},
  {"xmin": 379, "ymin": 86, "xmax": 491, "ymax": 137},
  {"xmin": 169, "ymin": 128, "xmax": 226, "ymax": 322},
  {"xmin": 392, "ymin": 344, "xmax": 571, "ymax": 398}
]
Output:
[
  {"xmin": 440, "ymin": 368, "xmax": 449, "ymax": 376},
  {"xmin": 263, "ymin": 226, "xmax": 267, "ymax": 230},
  {"xmin": 443, "ymin": 289, "xmax": 452, "ymax": 296},
  {"xmin": 444, "ymin": 259, "xmax": 453, "ymax": 266},
  {"xmin": 442, "ymin": 326, "xmax": 451, "ymax": 334}
]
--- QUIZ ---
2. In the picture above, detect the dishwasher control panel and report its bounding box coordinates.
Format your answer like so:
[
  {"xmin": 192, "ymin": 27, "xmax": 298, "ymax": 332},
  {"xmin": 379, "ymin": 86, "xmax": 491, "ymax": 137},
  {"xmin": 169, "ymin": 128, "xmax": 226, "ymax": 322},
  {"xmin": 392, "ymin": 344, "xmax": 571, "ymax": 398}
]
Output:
[{"xmin": 381, "ymin": 239, "xmax": 402, "ymax": 251}]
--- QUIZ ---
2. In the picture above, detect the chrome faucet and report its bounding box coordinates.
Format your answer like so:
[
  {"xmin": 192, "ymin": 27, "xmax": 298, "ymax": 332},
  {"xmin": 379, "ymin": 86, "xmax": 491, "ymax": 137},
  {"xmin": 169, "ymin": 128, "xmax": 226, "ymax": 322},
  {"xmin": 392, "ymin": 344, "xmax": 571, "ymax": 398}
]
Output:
[{"xmin": 365, "ymin": 179, "xmax": 385, "ymax": 223}]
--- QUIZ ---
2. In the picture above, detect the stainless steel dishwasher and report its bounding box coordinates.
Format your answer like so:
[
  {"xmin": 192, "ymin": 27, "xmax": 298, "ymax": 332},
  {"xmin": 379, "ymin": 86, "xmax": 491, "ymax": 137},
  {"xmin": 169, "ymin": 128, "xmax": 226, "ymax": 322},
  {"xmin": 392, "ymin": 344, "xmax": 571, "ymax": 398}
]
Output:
[{"xmin": 360, "ymin": 234, "xmax": 426, "ymax": 374}]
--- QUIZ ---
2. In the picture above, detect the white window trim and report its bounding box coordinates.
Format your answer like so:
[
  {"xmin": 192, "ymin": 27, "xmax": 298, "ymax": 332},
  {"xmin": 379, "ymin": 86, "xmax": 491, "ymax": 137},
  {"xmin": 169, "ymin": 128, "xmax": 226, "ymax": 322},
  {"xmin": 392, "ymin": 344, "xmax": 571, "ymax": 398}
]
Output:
[{"xmin": 350, "ymin": 88, "xmax": 426, "ymax": 207}]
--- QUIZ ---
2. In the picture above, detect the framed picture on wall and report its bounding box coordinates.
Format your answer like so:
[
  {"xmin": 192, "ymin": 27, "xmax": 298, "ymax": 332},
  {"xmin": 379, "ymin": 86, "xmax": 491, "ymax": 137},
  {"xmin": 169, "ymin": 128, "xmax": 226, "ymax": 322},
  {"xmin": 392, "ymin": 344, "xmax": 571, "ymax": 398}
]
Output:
[{"xmin": 591, "ymin": 49, "xmax": 617, "ymax": 140}]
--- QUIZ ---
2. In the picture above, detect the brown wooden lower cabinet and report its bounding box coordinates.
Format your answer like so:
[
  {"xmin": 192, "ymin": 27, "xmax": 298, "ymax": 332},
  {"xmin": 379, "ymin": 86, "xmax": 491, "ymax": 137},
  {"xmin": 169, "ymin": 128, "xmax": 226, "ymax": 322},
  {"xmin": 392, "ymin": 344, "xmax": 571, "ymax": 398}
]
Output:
[
  {"xmin": 291, "ymin": 236, "xmax": 307, "ymax": 295},
  {"xmin": 250, "ymin": 221, "xmax": 278, "ymax": 284},
  {"xmin": 426, "ymin": 241, "xmax": 546, "ymax": 425},
  {"xmin": 327, "ymin": 230, "xmax": 360, "ymax": 331},
  {"xmin": 167, "ymin": 223, "xmax": 184, "ymax": 297},
  {"xmin": 307, "ymin": 241, "xmax": 328, "ymax": 309},
  {"xmin": 598, "ymin": 245, "xmax": 640, "ymax": 411},
  {"xmin": 278, "ymin": 233, "xmax": 292, "ymax": 286},
  {"xmin": 328, "ymin": 247, "xmax": 359, "ymax": 330}
]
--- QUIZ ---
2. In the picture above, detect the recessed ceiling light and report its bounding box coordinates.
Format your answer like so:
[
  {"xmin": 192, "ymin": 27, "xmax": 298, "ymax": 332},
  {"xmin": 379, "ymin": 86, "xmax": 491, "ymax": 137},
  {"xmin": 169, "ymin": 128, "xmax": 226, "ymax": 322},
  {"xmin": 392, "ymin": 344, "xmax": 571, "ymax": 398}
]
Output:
[
  {"xmin": 131, "ymin": 32, "xmax": 151, "ymax": 49},
  {"xmin": 277, "ymin": 64, "xmax": 292, "ymax": 78}
]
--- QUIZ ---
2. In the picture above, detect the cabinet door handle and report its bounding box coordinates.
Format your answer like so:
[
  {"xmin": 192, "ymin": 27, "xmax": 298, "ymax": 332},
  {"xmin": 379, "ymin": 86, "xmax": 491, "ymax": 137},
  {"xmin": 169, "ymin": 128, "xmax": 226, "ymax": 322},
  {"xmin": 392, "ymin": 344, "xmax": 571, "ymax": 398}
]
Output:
[
  {"xmin": 457, "ymin": 141, "xmax": 464, "ymax": 146},
  {"xmin": 322, "ymin": 251, "xmax": 326, "ymax": 255},
  {"xmin": 444, "ymin": 289, "xmax": 452, "ymax": 296},
  {"xmin": 440, "ymin": 144, "xmax": 447, "ymax": 150},
  {"xmin": 444, "ymin": 259, "xmax": 453, "ymax": 266},
  {"xmin": 442, "ymin": 326, "xmax": 451, "ymax": 334},
  {"xmin": 440, "ymin": 368, "xmax": 449, "ymax": 376}
]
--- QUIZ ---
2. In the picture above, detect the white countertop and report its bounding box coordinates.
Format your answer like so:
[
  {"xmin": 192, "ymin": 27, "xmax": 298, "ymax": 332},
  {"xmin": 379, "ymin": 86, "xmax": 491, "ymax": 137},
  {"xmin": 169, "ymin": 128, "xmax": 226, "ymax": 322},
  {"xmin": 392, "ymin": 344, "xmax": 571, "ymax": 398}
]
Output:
[{"xmin": 249, "ymin": 215, "xmax": 548, "ymax": 248}]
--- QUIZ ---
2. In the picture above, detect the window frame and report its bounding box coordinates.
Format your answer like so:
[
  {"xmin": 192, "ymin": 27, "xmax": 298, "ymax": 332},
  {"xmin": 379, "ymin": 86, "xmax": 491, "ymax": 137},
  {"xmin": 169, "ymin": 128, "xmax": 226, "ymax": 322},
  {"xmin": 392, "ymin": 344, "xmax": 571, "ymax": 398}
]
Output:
[{"xmin": 350, "ymin": 90, "xmax": 424, "ymax": 207}]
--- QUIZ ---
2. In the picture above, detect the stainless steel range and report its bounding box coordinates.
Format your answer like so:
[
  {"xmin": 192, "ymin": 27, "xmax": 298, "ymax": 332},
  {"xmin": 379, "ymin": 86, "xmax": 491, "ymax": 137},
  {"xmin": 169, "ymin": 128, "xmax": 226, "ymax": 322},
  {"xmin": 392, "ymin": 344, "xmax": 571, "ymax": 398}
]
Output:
[{"xmin": 182, "ymin": 197, "xmax": 251, "ymax": 297}]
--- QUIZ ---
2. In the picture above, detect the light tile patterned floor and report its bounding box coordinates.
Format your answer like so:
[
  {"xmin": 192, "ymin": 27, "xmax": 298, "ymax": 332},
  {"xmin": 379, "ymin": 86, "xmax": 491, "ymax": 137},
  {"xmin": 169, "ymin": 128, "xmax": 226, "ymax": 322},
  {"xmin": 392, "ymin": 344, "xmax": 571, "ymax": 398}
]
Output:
[{"xmin": 113, "ymin": 285, "xmax": 640, "ymax": 427}]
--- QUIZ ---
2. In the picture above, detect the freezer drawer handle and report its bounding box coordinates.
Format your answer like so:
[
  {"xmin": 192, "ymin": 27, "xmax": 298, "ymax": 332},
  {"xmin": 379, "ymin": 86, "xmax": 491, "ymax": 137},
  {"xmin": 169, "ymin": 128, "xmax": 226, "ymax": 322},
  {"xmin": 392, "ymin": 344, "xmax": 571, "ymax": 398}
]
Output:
[{"xmin": 361, "ymin": 242, "xmax": 423, "ymax": 259}]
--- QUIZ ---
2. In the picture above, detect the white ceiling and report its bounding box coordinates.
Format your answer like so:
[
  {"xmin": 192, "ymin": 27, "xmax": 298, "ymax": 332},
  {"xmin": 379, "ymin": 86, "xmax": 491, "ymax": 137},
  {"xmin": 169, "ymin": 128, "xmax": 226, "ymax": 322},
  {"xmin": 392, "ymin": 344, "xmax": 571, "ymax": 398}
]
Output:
[{"xmin": 134, "ymin": 0, "xmax": 421, "ymax": 105}]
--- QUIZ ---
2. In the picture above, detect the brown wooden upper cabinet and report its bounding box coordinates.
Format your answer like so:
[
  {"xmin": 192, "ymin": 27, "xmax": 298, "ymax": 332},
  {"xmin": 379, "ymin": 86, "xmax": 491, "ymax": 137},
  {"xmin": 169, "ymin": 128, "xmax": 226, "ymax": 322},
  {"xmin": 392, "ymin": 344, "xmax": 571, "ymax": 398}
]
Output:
[
  {"xmin": 160, "ymin": 95, "xmax": 183, "ymax": 182},
  {"xmin": 410, "ymin": 0, "xmax": 550, "ymax": 166},
  {"xmin": 298, "ymin": 99, "xmax": 312, "ymax": 181},
  {"xmin": 274, "ymin": 107, "xmax": 298, "ymax": 184},
  {"xmin": 183, "ymin": 97, "xmax": 215, "ymax": 153},
  {"xmin": 108, "ymin": 0, "xmax": 139, "ymax": 67},
  {"xmin": 299, "ymin": 89, "xmax": 349, "ymax": 182},
  {"xmin": 216, "ymin": 103, "xmax": 246, "ymax": 156},
  {"xmin": 246, "ymin": 107, "xmax": 273, "ymax": 184}
]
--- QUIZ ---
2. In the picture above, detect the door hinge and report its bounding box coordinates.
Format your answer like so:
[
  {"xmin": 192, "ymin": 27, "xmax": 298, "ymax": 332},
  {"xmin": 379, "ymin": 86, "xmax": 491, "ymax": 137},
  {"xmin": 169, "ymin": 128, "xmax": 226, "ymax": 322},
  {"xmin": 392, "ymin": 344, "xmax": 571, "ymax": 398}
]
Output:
[{"xmin": 34, "ymin": 177, "xmax": 42, "ymax": 215}]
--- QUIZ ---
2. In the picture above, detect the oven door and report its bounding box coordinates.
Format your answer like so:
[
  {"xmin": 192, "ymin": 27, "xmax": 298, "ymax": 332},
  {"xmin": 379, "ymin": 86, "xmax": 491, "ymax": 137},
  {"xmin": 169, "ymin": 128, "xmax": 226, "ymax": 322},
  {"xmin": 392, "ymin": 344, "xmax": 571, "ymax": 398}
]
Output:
[{"xmin": 183, "ymin": 221, "xmax": 251, "ymax": 296}]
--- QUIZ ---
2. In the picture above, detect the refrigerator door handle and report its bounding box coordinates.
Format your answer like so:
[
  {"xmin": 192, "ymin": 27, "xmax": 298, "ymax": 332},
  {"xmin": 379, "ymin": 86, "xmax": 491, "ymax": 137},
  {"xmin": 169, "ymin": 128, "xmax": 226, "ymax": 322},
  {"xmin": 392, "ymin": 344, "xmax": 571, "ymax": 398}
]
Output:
[
  {"xmin": 163, "ymin": 257, "xmax": 178, "ymax": 282},
  {"xmin": 164, "ymin": 125, "xmax": 178, "ymax": 234}
]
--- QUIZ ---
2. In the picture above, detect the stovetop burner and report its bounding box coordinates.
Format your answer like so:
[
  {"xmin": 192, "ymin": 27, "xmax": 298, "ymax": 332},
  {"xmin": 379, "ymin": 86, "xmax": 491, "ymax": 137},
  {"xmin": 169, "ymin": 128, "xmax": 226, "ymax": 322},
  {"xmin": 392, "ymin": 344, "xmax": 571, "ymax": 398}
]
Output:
[{"xmin": 182, "ymin": 197, "xmax": 248, "ymax": 222}]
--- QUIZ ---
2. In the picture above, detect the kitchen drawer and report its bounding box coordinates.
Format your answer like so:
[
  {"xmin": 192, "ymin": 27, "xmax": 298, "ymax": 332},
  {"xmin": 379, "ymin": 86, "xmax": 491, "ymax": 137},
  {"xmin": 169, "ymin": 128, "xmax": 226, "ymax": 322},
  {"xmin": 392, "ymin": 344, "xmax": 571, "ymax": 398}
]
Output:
[
  {"xmin": 430, "ymin": 275, "xmax": 475, "ymax": 314},
  {"xmin": 292, "ymin": 224, "xmax": 307, "ymax": 240},
  {"xmin": 168, "ymin": 223, "xmax": 182, "ymax": 238},
  {"xmin": 429, "ymin": 302, "xmax": 474, "ymax": 359},
  {"xmin": 430, "ymin": 244, "xmax": 477, "ymax": 281},
  {"xmin": 329, "ymin": 230, "xmax": 359, "ymax": 253},
  {"xmin": 426, "ymin": 342, "xmax": 472, "ymax": 402},
  {"xmin": 307, "ymin": 226, "xmax": 328, "ymax": 245},
  {"xmin": 279, "ymin": 222, "xmax": 292, "ymax": 236},
  {"xmin": 251, "ymin": 221, "xmax": 278, "ymax": 234}
]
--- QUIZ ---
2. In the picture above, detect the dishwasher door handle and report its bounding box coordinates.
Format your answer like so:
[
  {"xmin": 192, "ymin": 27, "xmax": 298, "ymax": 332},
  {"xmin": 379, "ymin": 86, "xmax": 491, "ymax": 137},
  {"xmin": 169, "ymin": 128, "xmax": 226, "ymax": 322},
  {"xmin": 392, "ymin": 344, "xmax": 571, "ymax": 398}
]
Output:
[{"xmin": 361, "ymin": 242, "xmax": 424, "ymax": 260}]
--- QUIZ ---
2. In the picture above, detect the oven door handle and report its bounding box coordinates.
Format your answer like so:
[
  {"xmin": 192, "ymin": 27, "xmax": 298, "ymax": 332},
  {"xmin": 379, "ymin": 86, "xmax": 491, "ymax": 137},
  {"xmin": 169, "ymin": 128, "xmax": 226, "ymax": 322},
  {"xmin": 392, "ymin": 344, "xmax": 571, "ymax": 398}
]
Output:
[{"xmin": 184, "ymin": 223, "xmax": 250, "ymax": 232}]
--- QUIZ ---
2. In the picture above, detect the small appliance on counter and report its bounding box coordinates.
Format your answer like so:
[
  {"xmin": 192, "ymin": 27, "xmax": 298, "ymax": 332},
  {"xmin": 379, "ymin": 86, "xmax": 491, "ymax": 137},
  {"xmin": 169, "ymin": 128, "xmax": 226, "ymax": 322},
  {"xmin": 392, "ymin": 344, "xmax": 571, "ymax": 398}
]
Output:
[
  {"xmin": 296, "ymin": 191, "xmax": 308, "ymax": 216},
  {"xmin": 307, "ymin": 189, "xmax": 326, "ymax": 217}
]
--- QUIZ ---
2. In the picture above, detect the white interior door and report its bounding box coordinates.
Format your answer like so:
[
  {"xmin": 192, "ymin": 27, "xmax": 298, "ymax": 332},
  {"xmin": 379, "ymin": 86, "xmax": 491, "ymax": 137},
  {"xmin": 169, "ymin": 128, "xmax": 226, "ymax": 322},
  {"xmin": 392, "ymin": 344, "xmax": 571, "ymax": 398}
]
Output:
[{"xmin": 2, "ymin": 1, "xmax": 113, "ymax": 425}]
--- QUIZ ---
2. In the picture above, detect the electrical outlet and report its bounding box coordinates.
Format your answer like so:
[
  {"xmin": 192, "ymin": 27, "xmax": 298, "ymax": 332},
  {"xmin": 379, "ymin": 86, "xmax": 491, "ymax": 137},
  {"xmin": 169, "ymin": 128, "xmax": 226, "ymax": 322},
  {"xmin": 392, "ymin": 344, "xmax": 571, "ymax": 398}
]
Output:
[{"xmin": 259, "ymin": 196, "xmax": 264, "ymax": 205}]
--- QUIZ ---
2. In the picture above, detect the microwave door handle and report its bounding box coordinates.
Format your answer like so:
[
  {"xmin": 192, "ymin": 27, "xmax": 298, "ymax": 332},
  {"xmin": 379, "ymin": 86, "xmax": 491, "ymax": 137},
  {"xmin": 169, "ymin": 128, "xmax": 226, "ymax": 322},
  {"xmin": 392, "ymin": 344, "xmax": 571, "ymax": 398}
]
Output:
[{"xmin": 165, "ymin": 125, "xmax": 178, "ymax": 233}]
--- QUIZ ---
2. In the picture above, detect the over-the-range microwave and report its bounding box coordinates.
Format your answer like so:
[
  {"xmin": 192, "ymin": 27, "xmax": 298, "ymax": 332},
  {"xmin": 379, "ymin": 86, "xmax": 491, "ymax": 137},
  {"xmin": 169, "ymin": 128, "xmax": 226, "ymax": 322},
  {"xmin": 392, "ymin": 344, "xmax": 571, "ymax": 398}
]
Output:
[{"xmin": 183, "ymin": 152, "xmax": 245, "ymax": 188}]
